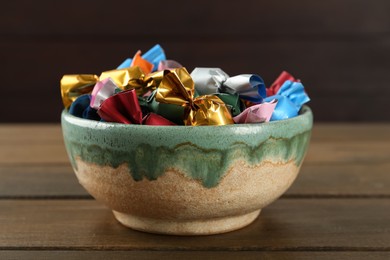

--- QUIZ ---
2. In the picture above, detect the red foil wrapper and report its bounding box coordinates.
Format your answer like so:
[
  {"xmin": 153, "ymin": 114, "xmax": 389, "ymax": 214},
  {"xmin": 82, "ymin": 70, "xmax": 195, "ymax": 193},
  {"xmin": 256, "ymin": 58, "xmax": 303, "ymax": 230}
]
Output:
[
  {"xmin": 142, "ymin": 113, "xmax": 176, "ymax": 126},
  {"xmin": 98, "ymin": 89, "xmax": 143, "ymax": 124},
  {"xmin": 267, "ymin": 71, "xmax": 299, "ymax": 96}
]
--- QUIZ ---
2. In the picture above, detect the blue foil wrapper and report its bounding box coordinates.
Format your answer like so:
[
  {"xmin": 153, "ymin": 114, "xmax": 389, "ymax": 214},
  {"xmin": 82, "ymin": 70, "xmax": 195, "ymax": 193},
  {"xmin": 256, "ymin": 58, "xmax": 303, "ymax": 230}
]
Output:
[
  {"xmin": 265, "ymin": 80, "xmax": 310, "ymax": 121},
  {"xmin": 117, "ymin": 44, "xmax": 166, "ymax": 71},
  {"xmin": 69, "ymin": 94, "xmax": 101, "ymax": 121}
]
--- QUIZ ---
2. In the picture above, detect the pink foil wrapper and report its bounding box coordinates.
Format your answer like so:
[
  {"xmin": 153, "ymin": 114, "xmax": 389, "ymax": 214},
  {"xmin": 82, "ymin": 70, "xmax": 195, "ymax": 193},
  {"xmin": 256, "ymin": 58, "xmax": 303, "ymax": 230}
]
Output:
[
  {"xmin": 233, "ymin": 99, "xmax": 278, "ymax": 123},
  {"xmin": 90, "ymin": 78, "xmax": 118, "ymax": 109},
  {"xmin": 158, "ymin": 60, "xmax": 183, "ymax": 71}
]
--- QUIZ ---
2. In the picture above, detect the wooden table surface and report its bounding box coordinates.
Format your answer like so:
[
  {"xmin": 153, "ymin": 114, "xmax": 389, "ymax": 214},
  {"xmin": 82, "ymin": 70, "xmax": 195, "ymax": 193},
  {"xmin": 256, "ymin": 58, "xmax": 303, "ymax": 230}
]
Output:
[{"xmin": 0, "ymin": 124, "xmax": 389, "ymax": 259}]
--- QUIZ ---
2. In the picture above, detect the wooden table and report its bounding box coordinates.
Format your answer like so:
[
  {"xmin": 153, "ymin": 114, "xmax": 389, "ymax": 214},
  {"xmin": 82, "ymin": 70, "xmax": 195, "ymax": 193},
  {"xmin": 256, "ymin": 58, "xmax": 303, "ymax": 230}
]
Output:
[{"xmin": 0, "ymin": 124, "xmax": 389, "ymax": 259}]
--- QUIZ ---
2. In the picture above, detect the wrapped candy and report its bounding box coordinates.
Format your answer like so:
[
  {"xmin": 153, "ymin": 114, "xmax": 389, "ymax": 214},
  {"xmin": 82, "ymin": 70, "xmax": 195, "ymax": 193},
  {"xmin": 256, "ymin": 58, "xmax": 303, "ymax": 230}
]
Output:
[
  {"xmin": 117, "ymin": 44, "xmax": 166, "ymax": 72},
  {"xmin": 158, "ymin": 60, "xmax": 182, "ymax": 71},
  {"xmin": 142, "ymin": 113, "xmax": 176, "ymax": 126},
  {"xmin": 265, "ymin": 79, "xmax": 310, "ymax": 121},
  {"xmin": 69, "ymin": 94, "xmax": 100, "ymax": 121},
  {"xmin": 233, "ymin": 99, "xmax": 277, "ymax": 123},
  {"xmin": 61, "ymin": 44, "xmax": 310, "ymax": 125},
  {"xmin": 98, "ymin": 89, "xmax": 143, "ymax": 124},
  {"xmin": 214, "ymin": 93, "xmax": 245, "ymax": 117},
  {"xmin": 90, "ymin": 78, "xmax": 119, "ymax": 109},
  {"xmin": 267, "ymin": 71, "xmax": 298, "ymax": 96},
  {"xmin": 146, "ymin": 90, "xmax": 186, "ymax": 125},
  {"xmin": 99, "ymin": 66, "xmax": 164, "ymax": 96},
  {"xmin": 60, "ymin": 74, "xmax": 99, "ymax": 108},
  {"xmin": 155, "ymin": 68, "xmax": 234, "ymax": 126},
  {"xmin": 130, "ymin": 50, "xmax": 154, "ymax": 74},
  {"xmin": 190, "ymin": 68, "xmax": 266, "ymax": 103},
  {"xmin": 97, "ymin": 89, "xmax": 175, "ymax": 125}
]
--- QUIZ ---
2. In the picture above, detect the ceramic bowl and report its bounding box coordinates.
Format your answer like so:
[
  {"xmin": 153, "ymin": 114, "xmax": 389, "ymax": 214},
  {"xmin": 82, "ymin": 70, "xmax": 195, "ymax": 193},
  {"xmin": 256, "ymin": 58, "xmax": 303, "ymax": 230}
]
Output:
[{"xmin": 61, "ymin": 106, "xmax": 313, "ymax": 235}]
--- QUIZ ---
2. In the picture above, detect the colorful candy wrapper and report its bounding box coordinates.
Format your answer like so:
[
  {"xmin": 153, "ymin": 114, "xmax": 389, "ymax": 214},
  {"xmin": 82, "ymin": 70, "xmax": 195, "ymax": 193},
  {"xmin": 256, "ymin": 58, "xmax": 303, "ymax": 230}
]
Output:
[
  {"xmin": 267, "ymin": 71, "xmax": 298, "ymax": 96},
  {"xmin": 130, "ymin": 50, "xmax": 154, "ymax": 74},
  {"xmin": 69, "ymin": 94, "xmax": 101, "ymax": 121},
  {"xmin": 142, "ymin": 113, "xmax": 176, "ymax": 126},
  {"xmin": 190, "ymin": 68, "xmax": 266, "ymax": 103},
  {"xmin": 233, "ymin": 99, "xmax": 277, "ymax": 123},
  {"xmin": 265, "ymin": 80, "xmax": 310, "ymax": 121},
  {"xmin": 99, "ymin": 66, "xmax": 164, "ymax": 96},
  {"xmin": 158, "ymin": 60, "xmax": 182, "ymax": 71},
  {"xmin": 60, "ymin": 74, "xmax": 99, "ymax": 108},
  {"xmin": 146, "ymin": 90, "xmax": 186, "ymax": 125},
  {"xmin": 156, "ymin": 68, "xmax": 234, "ymax": 126},
  {"xmin": 98, "ymin": 89, "xmax": 143, "ymax": 124},
  {"xmin": 90, "ymin": 78, "xmax": 118, "ymax": 109},
  {"xmin": 264, "ymin": 95, "xmax": 298, "ymax": 120},
  {"xmin": 97, "ymin": 89, "xmax": 176, "ymax": 126},
  {"xmin": 117, "ymin": 44, "xmax": 166, "ymax": 72},
  {"xmin": 214, "ymin": 93, "xmax": 245, "ymax": 117}
]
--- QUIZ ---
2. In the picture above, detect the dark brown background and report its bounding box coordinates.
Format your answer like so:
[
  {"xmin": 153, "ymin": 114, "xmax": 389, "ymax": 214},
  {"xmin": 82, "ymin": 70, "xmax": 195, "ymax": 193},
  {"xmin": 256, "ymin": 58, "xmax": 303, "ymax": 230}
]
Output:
[{"xmin": 1, "ymin": 0, "xmax": 389, "ymax": 122}]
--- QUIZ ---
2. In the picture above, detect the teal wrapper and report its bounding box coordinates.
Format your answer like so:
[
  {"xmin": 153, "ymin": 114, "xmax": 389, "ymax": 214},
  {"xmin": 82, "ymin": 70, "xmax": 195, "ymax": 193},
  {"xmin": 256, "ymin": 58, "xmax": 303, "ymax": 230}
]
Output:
[
  {"xmin": 214, "ymin": 93, "xmax": 245, "ymax": 117},
  {"xmin": 137, "ymin": 96, "xmax": 151, "ymax": 118},
  {"xmin": 146, "ymin": 90, "xmax": 186, "ymax": 125}
]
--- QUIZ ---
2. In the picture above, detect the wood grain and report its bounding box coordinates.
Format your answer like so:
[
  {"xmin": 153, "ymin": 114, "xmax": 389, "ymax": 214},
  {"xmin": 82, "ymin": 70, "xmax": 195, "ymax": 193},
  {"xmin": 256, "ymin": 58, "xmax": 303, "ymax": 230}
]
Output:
[
  {"xmin": 1, "ymin": 251, "xmax": 389, "ymax": 260},
  {"xmin": 1, "ymin": 199, "xmax": 389, "ymax": 250}
]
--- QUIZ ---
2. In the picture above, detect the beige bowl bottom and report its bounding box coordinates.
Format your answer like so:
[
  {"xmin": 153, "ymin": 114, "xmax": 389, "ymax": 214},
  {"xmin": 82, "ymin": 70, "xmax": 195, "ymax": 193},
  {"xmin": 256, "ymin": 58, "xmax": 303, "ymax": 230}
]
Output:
[
  {"xmin": 113, "ymin": 209, "xmax": 261, "ymax": 235},
  {"xmin": 74, "ymin": 158, "xmax": 299, "ymax": 235}
]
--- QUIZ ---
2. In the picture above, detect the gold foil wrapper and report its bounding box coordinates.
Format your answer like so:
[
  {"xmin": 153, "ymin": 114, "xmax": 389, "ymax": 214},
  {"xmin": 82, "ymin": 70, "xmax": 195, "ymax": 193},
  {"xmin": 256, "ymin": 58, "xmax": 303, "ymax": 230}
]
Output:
[
  {"xmin": 156, "ymin": 68, "xmax": 234, "ymax": 126},
  {"xmin": 60, "ymin": 74, "xmax": 99, "ymax": 108},
  {"xmin": 100, "ymin": 66, "xmax": 163, "ymax": 96}
]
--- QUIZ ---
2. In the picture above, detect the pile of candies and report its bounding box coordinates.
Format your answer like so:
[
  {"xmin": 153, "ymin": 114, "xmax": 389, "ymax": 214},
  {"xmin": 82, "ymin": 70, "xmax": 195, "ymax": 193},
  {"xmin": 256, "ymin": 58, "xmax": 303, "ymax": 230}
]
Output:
[{"xmin": 60, "ymin": 44, "xmax": 310, "ymax": 126}]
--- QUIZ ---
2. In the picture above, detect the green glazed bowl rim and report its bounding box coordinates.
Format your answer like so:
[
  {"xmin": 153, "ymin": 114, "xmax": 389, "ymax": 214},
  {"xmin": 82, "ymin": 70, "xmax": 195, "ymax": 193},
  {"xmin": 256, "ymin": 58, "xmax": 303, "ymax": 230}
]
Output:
[{"xmin": 62, "ymin": 105, "xmax": 313, "ymax": 132}]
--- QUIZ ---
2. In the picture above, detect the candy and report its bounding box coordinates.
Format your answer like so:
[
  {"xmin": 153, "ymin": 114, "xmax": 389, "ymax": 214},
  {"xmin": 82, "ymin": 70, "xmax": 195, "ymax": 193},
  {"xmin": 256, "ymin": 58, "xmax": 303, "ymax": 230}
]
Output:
[
  {"xmin": 190, "ymin": 68, "xmax": 266, "ymax": 103},
  {"xmin": 233, "ymin": 99, "xmax": 277, "ymax": 123},
  {"xmin": 69, "ymin": 94, "xmax": 100, "ymax": 121},
  {"xmin": 155, "ymin": 68, "xmax": 234, "ymax": 126},
  {"xmin": 117, "ymin": 44, "xmax": 166, "ymax": 71},
  {"xmin": 265, "ymin": 79, "xmax": 310, "ymax": 121},
  {"xmin": 60, "ymin": 74, "xmax": 99, "ymax": 108},
  {"xmin": 90, "ymin": 78, "xmax": 119, "ymax": 109},
  {"xmin": 61, "ymin": 44, "xmax": 310, "ymax": 125}
]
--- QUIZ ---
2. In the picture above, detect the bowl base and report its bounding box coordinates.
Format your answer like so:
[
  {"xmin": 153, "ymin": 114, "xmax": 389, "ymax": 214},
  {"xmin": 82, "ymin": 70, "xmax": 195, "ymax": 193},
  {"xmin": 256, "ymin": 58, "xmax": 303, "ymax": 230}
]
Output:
[{"xmin": 112, "ymin": 209, "xmax": 261, "ymax": 235}]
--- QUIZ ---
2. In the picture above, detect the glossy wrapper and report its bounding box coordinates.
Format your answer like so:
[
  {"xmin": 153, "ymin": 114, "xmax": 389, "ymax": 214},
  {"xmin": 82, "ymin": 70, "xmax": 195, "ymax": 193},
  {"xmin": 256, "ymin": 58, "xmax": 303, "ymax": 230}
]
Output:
[
  {"xmin": 60, "ymin": 74, "xmax": 99, "ymax": 108},
  {"xmin": 158, "ymin": 60, "xmax": 182, "ymax": 71},
  {"xmin": 142, "ymin": 113, "xmax": 176, "ymax": 126},
  {"xmin": 98, "ymin": 89, "xmax": 143, "ymax": 124},
  {"xmin": 156, "ymin": 68, "xmax": 234, "ymax": 126},
  {"xmin": 267, "ymin": 71, "xmax": 298, "ymax": 96},
  {"xmin": 214, "ymin": 93, "xmax": 245, "ymax": 117},
  {"xmin": 69, "ymin": 94, "xmax": 100, "ymax": 121},
  {"xmin": 233, "ymin": 99, "xmax": 277, "ymax": 123},
  {"xmin": 146, "ymin": 90, "xmax": 185, "ymax": 125},
  {"xmin": 117, "ymin": 44, "xmax": 166, "ymax": 71},
  {"xmin": 190, "ymin": 67, "xmax": 266, "ymax": 103},
  {"xmin": 265, "ymin": 80, "xmax": 310, "ymax": 121},
  {"xmin": 90, "ymin": 78, "xmax": 118, "ymax": 109},
  {"xmin": 99, "ymin": 67, "xmax": 164, "ymax": 96},
  {"xmin": 131, "ymin": 50, "xmax": 154, "ymax": 74},
  {"xmin": 60, "ymin": 44, "xmax": 311, "ymax": 125}
]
